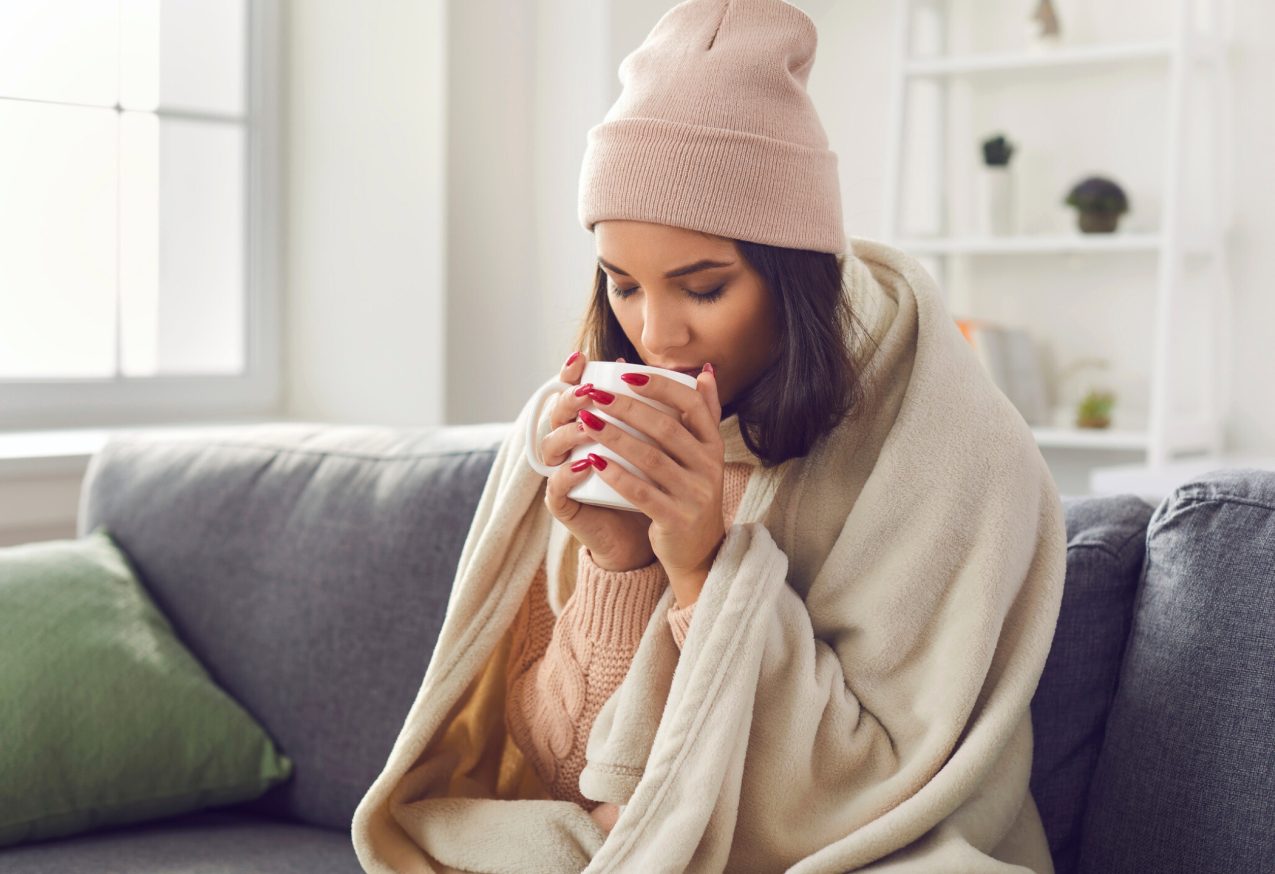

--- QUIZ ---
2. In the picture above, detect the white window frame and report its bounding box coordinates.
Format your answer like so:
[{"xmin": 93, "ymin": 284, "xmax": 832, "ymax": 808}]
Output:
[{"xmin": 0, "ymin": 1, "xmax": 282, "ymax": 431}]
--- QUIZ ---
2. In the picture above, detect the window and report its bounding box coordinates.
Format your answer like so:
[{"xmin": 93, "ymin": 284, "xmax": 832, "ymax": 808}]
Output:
[{"xmin": 0, "ymin": 0, "xmax": 280, "ymax": 430}]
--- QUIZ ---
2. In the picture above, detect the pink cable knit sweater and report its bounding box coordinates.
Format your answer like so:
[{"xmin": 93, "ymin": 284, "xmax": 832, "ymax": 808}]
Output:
[{"xmin": 504, "ymin": 461, "xmax": 753, "ymax": 810}]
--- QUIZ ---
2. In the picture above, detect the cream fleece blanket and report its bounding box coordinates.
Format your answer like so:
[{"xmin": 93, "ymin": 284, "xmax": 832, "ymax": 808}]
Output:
[{"xmin": 350, "ymin": 237, "xmax": 1067, "ymax": 873}]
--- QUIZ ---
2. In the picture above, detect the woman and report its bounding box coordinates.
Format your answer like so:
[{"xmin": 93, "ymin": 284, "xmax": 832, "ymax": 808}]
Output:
[
  {"xmin": 505, "ymin": 215, "xmax": 874, "ymax": 837},
  {"xmin": 352, "ymin": 1, "xmax": 1066, "ymax": 871}
]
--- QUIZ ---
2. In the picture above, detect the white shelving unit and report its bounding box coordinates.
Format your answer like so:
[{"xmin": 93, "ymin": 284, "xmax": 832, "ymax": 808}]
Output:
[{"xmin": 880, "ymin": 0, "xmax": 1236, "ymax": 469}]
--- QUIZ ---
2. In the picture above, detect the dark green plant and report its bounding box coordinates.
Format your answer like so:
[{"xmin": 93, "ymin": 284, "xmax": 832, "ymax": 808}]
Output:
[
  {"xmin": 982, "ymin": 134, "xmax": 1014, "ymax": 166},
  {"xmin": 1065, "ymin": 176, "xmax": 1129, "ymax": 214}
]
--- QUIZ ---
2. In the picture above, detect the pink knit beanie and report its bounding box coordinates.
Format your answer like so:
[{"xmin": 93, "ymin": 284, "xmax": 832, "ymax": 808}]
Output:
[{"xmin": 578, "ymin": 0, "xmax": 845, "ymax": 255}]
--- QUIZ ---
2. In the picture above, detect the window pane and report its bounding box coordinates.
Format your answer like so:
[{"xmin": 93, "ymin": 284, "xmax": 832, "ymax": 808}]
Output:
[
  {"xmin": 120, "ymin": 116, "xmax": 245, "ymax": 376},
  {"xmin": 120, "ymin": 0, "xmax": 247, "ymax": 116},
  {"xmin": 0, "ymin": 1, "xmax": 119, "ymax": 107},
  {"xmin": 119, "ymin": 112, "xmax": 159, "ymax": 375},
  {"xmin": 0, "ymin": 100, "xmax": 117, "ymax": 379}
]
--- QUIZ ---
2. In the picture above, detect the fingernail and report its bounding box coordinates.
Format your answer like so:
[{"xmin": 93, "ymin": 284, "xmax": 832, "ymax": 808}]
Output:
[
  {"xmin": 564, "ymin": 351, "xmax": 581, "ymax": 368},
  {"xmin": 616, "ymin": 357, "xmax": 626, "ymax": 363},
  {"xmin": 577, "ymin": 421, "xmax": 585, "ymax": 431},
  {"xmin": 587, "ymin": 452, "xmax": 607, "ymax": 470},
  {"xmin": 573, "ymin": 382, "xmax": 594, "ymax": 397},
  {"xmin": 703, "ymin": 362, "xmax": 714, "ymax": 376},
  {"xmin": 586, "ymin": 388, "xmax": 614, "ymax": 404},
  {"xmin": 570, "ymin": 457, "xmax": 593, "ymax": 472},
  {"xmin": 579, "ymin": 409, "xmax": 606, "ymax": 431},
  {"xmin": 620, "ymin": 372, "xmax": 649, "ymax": 386}
]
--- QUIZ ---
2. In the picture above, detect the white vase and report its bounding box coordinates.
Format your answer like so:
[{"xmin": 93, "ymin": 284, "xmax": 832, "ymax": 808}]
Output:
[{"xmin": 976, "ymin": 166, "xmax": 1014, "ymax": 236}]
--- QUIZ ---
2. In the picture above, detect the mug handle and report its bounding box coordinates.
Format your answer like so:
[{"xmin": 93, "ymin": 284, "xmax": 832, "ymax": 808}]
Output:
[{"xmin": 523, "ymin": 377, "xmax": 571, "ymax": 477}]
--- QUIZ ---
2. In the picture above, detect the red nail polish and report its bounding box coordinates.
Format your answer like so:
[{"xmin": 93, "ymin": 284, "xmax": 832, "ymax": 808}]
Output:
[
  {"xmin": 586, "ymin": 388, "xmax": 614, "ymax": 404},
  {"xmin": 571, "ymin": 457, "xmax": 593, "ymax": 472},
  {"xmin": 579, "ymin": 409, "xmax": 605, "ymax": 431},
  {"xmin": 573, "ymin": 382, "xmax": 594, "ymax": 397},
  {"xmin": 620, "ymin": 372, "xmax": 649, "ymax": 386},
  {"xmin": 564, "ymin": 351, "xmax": 581, "ymax": 368},
  {"xmin": 587, "ymin": 452, "xmax": 607, "ymax": 470}
]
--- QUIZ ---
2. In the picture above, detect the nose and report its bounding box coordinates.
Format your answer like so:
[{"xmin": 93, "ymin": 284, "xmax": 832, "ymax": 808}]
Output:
[{"xmin": 639, "ymin": 297, "xmax": 691, "ymax": 360}]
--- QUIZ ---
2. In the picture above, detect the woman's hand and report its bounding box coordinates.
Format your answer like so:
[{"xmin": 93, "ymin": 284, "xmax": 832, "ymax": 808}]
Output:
[
  {"xmin": 573, "ymin": 365, "xmax": 725, "ymax": 605},
  {"xmin": 588, "ymin": 801, "xmax": 620, "ymax": 835},
  {"xmin": 540, "ymin": 353, "xmax": 657, "ymax": 572}
]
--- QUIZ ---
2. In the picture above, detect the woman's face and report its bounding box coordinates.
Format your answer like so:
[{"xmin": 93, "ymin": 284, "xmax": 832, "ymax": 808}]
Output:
[{"xmin": 595, "ymin": 220, "xmax": 781, "ymax": 414}]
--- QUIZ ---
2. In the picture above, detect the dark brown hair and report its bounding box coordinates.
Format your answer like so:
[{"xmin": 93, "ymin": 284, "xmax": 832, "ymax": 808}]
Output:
[{"xmin": 572, "ymin": 238, "xmax": 879, "ymax": 469}]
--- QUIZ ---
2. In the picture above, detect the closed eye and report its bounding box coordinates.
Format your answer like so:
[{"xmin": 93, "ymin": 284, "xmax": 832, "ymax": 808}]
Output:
[{"xmin": 609, "ymin": 284, "xmax": 726, "ymax": 305}]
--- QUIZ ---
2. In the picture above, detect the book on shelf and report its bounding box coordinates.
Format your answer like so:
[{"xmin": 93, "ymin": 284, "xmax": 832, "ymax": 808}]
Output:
[{"xmin": 954, "ymin": 318, "xmax": 1050, "ymax": 427}]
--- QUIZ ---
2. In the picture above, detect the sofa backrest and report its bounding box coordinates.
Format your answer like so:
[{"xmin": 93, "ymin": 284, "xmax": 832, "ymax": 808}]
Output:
[
  {"xmin": 1074, "ymin": 469, "xmax": 1275, "ymax": 874},
  {"xmin": 81, "ymin": 422, "xmax": 1272, "ymax": 870},
  {"xmin": 78, "ymin": 422, "xmax": 510, "ymax": 832}
]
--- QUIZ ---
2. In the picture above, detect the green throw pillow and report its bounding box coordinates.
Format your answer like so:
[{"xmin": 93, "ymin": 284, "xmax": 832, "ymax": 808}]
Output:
[{"xmin": 0, "ymin": 526, "xmax": 293, "ymax": 848}]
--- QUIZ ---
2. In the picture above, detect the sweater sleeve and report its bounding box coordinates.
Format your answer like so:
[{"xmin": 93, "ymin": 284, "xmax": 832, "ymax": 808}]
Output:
[
  {"xmin": 504, "ymin": 545, "xmax": 666, "ymax": 809},
  {"xmin": 666, "ymin": 599, "xmax": 696, "ymax": 649}
]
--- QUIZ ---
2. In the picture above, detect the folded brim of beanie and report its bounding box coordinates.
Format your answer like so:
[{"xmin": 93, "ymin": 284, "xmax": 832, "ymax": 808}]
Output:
[{"xmin": 579, "ymin": 116, "xmax": 845, "ymax": 254}]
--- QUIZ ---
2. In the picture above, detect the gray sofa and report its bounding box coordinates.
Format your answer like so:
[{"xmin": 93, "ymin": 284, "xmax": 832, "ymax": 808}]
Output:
[{"xmin": 3, "ymin": 421, "xmax": 1272, "ymax": 873}]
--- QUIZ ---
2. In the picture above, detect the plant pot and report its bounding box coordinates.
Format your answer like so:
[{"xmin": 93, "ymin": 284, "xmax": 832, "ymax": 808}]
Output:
[
  {"xmin": 1076, "ymin": 210, "xmax": 1120, "ymax": 234},
  {"xmin": 977, "ymin": 166, "xmax": 1014, "ymax": 236}
]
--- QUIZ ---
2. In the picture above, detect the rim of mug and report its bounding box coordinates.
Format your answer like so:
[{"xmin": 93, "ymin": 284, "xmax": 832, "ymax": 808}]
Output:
[{"xmin": 580, "ymin": 360, "xmax": 698, "ymax": 387}]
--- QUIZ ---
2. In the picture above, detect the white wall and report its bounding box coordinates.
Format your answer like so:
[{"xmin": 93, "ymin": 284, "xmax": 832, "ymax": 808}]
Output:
[
  {"xmin": 1225, "ymin": 0, "xmax": 1275, "ymax": 453},
  {"xmin": 282, "ymin": 0, "xmax": 447, "ymax": 426},
  {"xmin": 524, "ymin": 1, "xmax": 614, "ymax": 421},
  {"xmin": 444, "ymin": 0, "xmax": 622, "ymax": 426}
]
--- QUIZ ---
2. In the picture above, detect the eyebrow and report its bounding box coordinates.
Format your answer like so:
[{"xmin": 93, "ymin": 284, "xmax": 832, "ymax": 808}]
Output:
[{"xmin": 597, "ymin": 257, "xmax": 736, "ymax": 279}]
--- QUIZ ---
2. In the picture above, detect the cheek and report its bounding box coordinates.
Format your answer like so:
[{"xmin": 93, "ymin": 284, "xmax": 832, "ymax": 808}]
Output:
[
  {"xmin": 727, "ymin": 300, "xmax": 772, "ymax": 348},
  {"xmin": 612, "ymin": 309, "xmax": 644, "ymax": 350},
  {"xmin": 614, "ymin": 307, "xmax": 638, "ymax": 335}
]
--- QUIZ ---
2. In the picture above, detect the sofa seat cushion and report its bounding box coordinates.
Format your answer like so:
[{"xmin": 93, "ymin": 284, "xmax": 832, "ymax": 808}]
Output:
[{"xmin": 0, "ymin": 810, "xmax": 359, "ymax": 873}]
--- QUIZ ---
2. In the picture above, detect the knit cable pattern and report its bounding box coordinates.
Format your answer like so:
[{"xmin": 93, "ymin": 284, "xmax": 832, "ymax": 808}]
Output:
[{"xmin": 504, "ymin": 461, "xmax": 753, "ymax": 808}]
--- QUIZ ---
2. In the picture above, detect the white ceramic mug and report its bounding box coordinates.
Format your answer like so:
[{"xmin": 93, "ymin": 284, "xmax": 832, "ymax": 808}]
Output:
[{"xmin": 522, "ymin": 361, "xmax": 699, "ymax": 512}]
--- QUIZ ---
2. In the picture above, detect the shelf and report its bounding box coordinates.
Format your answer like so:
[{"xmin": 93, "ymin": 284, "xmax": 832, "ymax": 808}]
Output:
[
  {"xmin": 905, "ymin": 41, "xmax": 1174, "ymax": 77},
  {"xmin": 898, "ymin": 233, "xmax": 1163, "ymax": 255},
  {"xmin": 1028, "ymin": 416, "xmax": 1221, "ymax": 452},
  {"xmin": 1031, "ymin": 425, "xmax": 1149, "ymax": 451},
  {"xmin": 887, "ymin": 0, "xmax": 1233, "ymax": 470}
]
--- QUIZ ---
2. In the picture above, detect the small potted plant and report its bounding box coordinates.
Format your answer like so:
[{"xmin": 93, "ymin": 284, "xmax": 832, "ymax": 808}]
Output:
[
  {"xmin": 1075, "ymin": 388, "xmax": 1116, "ymax": 429},
  {"xmin": 977, "ymin": 133, "xmax": 1016, "ymax": 236},
  {"xmin": 1056, "ymin": 357, "xmax": 1116, "ymax": 430},
  {"xmin": 1064, "ymin": 176, "xmax": 1129, "ymax": 233}
]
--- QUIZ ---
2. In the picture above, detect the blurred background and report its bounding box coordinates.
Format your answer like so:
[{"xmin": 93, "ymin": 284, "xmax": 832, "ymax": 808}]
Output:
[{"xmin": 1, "ymin": 0, "xmax": 1272, "ymax": 547}]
